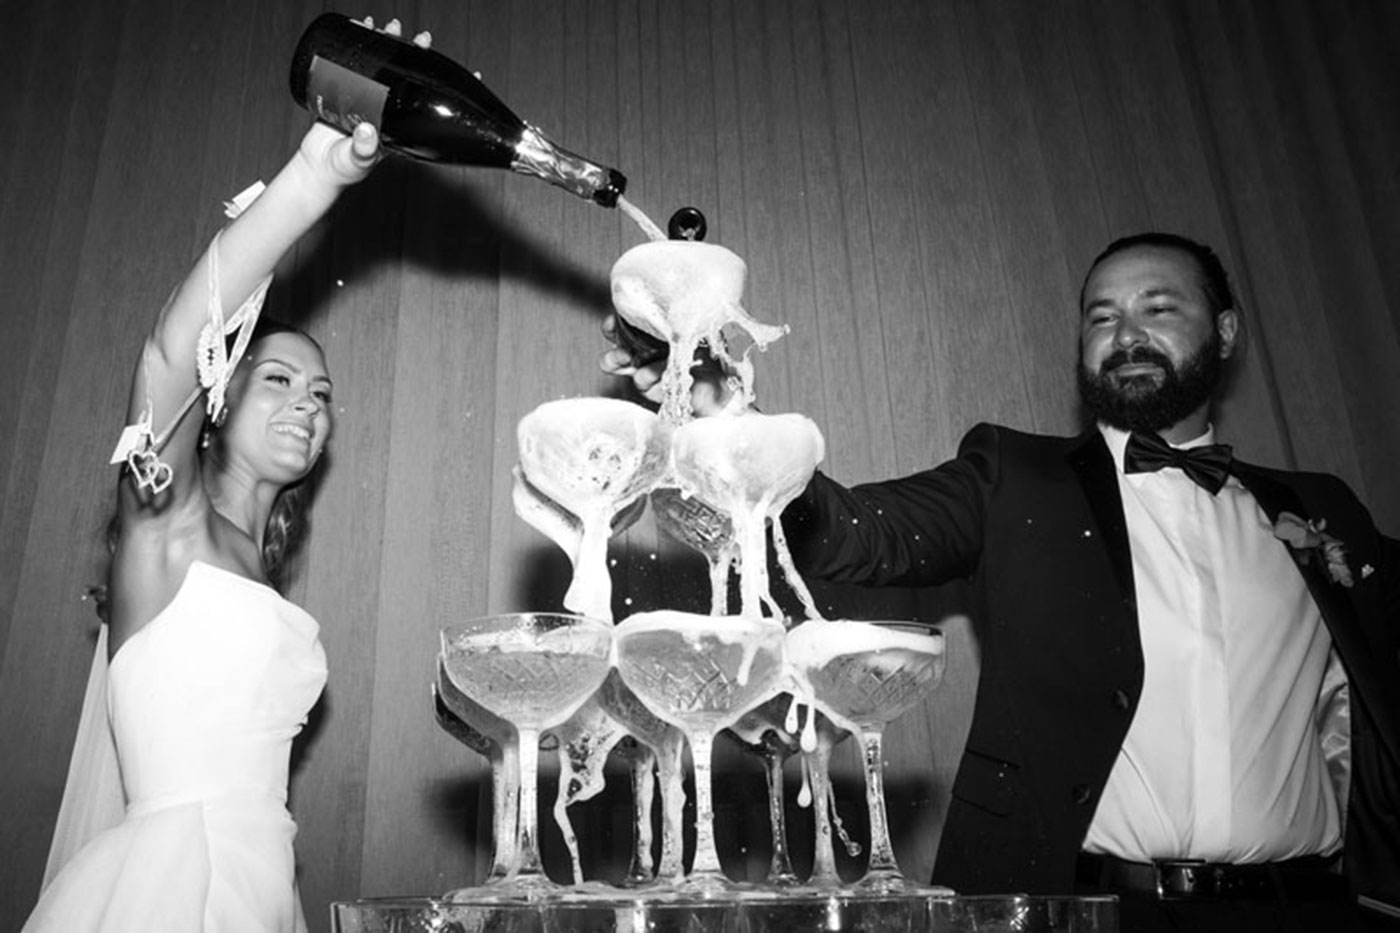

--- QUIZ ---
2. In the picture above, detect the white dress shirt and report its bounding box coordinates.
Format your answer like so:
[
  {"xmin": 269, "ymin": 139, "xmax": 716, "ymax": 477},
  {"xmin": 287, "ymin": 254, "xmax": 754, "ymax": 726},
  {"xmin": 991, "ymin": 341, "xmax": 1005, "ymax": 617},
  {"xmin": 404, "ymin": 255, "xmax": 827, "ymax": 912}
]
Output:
[{"xmin": 1082, "ymin": 425, "xmax": 1345, "ymax": 863}]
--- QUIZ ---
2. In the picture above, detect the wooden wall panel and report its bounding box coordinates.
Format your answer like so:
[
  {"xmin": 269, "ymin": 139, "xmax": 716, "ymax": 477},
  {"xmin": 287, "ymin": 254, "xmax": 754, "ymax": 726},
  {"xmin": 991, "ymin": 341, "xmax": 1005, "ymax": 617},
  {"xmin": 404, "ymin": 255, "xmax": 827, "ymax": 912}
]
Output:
[
  {"xmin": 3, "ymin": 2, "xmax": 1398, "ymax": 929},
  {"xmin": 1254, "ymin": 0, "xmax": 1400, "ymax": 523},
  {"xmin": 958, "ymin": 0, "xmax": 1081, "ymax": 435},
  {"xmin": 1183, "ymin": 0, "xmax": 1351, "ymax": 477},
  {"xmin": 0, "ymin": 0, "xmax": 122, "ymax": 662},
  {"xmin": 843, "ymin": 4, "xmax": 954, "ymax": 473},
  {"xmin": 1311, "ymin": 2, "xmax": 1400, "ymax": 337}
]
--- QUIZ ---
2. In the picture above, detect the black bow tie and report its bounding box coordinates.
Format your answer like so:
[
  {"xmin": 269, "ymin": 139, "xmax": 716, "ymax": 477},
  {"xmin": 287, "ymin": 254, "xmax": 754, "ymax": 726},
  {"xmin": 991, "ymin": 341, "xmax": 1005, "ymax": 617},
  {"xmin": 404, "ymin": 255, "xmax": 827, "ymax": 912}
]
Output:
[{"xmin": 1123, "ymin": 431, "xmax": 1234, "ymax": 494}]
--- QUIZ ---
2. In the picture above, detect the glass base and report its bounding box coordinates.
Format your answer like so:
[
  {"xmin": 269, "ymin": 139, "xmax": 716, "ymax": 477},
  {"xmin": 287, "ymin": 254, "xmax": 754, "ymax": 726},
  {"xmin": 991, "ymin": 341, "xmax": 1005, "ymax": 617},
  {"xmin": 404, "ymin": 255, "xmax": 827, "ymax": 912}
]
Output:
[
  {"xmin": 443, "ymin": 872, "xmax": 578, "ymax": 905},
  {"xmin": 333, "ymin": 892, "xmax": 1119, "ymax": 933},
  {"xmin": 650, "ymin": 870, "xmax": 767, "ymax": 902},
  {"xmin": 848, "ymin": 868, "xmax": 952, "ymax": 897}
]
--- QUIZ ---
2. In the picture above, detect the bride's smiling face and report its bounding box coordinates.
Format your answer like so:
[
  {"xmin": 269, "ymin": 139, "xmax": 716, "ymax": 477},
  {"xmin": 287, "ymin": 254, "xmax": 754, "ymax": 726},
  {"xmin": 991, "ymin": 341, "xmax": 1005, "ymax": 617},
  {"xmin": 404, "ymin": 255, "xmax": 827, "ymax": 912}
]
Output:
[{"xmin": 219, "ymin": 332, "xmax": 334, "ymax": 485}]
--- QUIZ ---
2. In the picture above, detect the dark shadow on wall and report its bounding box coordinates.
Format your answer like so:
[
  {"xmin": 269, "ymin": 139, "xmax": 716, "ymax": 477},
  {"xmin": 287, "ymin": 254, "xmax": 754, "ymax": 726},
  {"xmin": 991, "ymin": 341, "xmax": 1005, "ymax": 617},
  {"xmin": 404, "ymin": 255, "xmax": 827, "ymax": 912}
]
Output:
[{"xmin": 262, "ymin": 158, "xmax": 614, "ymax": 336}]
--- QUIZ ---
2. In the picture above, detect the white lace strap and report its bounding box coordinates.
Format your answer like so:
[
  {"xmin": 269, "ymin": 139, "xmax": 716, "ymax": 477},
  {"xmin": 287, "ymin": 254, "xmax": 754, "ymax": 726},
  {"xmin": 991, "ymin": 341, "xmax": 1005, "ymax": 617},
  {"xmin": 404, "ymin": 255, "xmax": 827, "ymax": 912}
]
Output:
[
  {"xmin": 110, "ymin": 182, "xmax": 271, "ymax": 492},
  {"xmin": 196, "ymin": 229, "xmax": 272, "ymax": 423},
  {"xmin": 108, "ymin": 348, "xmax": 203, "ymax": 495}
]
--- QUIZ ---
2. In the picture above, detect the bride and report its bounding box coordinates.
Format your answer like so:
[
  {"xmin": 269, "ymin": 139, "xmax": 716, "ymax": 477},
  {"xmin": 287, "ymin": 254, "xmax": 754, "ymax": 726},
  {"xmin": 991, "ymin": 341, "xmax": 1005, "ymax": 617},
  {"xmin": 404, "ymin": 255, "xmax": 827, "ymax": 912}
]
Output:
[{"xmin": 24, "ymin": 21, "xmax": 428, "ymax": 932}]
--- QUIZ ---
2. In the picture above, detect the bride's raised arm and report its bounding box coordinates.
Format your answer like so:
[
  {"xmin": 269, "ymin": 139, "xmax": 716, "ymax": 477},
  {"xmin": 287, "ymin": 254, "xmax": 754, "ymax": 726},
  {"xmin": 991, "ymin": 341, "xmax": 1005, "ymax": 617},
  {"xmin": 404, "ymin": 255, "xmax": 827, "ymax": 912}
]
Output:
[{"xmin": 118, "ymin": 120, "xmax": 381, "ymax": 509}]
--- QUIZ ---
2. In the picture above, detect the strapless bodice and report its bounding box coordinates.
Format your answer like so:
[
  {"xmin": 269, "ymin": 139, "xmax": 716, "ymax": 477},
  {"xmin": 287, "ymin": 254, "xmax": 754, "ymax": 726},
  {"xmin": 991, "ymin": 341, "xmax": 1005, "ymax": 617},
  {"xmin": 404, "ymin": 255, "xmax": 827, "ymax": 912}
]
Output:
[
  {"xmin": 108, "ymin": 560, "xmax": 328, "ymax": 810},
  {"xmin": 24, "ymin": 561, "xmax": 327, "ymax": 932}
]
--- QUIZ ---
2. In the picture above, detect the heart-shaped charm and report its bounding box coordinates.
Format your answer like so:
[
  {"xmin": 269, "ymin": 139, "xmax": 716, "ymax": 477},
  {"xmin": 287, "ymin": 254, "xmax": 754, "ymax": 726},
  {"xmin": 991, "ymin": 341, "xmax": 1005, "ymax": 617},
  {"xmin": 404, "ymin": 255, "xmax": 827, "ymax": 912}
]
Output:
[{"xmin": 127, "ymin": 448, "xmax": 173, "ymax": 495}]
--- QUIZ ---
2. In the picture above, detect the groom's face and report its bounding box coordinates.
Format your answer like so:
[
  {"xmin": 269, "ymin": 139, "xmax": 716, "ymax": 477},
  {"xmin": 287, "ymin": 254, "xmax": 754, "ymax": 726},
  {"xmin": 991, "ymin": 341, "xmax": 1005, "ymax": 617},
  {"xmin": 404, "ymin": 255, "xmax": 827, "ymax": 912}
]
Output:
[{"xmin": 1076, "ymin": 246, "xmax": 1237, "ymax": 433}]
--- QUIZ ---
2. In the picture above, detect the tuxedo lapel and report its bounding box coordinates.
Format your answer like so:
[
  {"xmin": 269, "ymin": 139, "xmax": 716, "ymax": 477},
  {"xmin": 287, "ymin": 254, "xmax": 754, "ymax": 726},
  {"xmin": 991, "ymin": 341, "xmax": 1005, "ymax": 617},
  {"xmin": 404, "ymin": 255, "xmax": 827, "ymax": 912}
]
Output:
[
  {"xmin": 1232, "ymin": 461, "xmax": 1400, "ymax": 764},
  {"xmin": 1229, "ymin": 462, "xmax": 1353, "ymax": 626},
  {"xmin": 1066, "ymin": 432, "xmax": 1136, "ymax": 610}
]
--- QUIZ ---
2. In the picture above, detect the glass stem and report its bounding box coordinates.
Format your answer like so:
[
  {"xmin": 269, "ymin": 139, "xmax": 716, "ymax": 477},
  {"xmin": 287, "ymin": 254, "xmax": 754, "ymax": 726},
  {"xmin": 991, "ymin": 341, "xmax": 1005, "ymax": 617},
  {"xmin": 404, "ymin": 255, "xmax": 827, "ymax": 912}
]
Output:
[
  {"xmin": 738, "ymin": 516, "xmax": 768, "ymax": 618},
  {"xmin": 656, "ymin": 732, "xmax": 687, "ymax": 882},
  {"xmin": 765, "ymin": 748, "xmax": 797, "ymax": 882},
  {"xmin": 487, "ymin": 743, "xmax": 519, "ymax": 881},
  {"xmin": 514, "ymin": 727, "xmax": 546, "ymax": 879},
  {"xmin": 808, "ymin": 734, "xmax": 840, "ymax": 885},
  {"xmin": 565, "ymin": 522, "xmax": 612, "ymax": 622},
  {"xmin": 626, "ymin": 746, "xmax": 656, "ymax": 884},
  {"xmin": 708, "ymin": 557, "xmax": 730, "ymax": 615},
  {"xmin": 688, "ymin": 730, "xmax": 723, "ymax": 876},
  {"xmin": 861, "ymin": 727, "xmax": 901, "ymax": 874}
]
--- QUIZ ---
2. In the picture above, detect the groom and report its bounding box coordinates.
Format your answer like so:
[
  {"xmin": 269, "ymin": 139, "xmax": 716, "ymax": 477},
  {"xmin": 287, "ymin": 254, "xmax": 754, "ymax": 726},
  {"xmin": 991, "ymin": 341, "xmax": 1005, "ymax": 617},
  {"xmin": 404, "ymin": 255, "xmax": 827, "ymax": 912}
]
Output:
[{"xmin": 605, "ymin": 231, "xmax": 1400, "ymax": 931}]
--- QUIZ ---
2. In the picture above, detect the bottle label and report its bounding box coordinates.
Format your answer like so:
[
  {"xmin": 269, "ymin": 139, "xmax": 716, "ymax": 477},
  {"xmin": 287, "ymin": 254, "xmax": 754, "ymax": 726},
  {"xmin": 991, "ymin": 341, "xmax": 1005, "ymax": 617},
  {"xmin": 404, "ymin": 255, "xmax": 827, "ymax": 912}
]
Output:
[{"xmin": 306, "ymin": 56, "xmax": 388, "ymax": 132}]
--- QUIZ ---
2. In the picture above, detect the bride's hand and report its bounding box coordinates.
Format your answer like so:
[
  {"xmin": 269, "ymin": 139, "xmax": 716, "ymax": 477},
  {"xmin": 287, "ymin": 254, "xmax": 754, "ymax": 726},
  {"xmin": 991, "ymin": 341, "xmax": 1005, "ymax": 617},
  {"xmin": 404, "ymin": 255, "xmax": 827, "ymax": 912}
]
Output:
[
  {"xmin": 297, "ymin": 121, "xmax": 381, "ymax": 187},
  {"xmin": 296, "ymin": 17, "xmax": 433, "ymax": 186},
  {"xmin": 353, "ymin": 15, "xmax": 432, "ymax": 48}
]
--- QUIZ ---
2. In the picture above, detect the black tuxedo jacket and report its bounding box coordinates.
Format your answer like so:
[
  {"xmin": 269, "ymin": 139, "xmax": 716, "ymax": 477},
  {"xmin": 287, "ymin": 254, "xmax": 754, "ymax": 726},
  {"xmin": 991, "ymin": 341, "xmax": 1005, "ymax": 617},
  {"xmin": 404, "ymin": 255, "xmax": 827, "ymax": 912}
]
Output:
[{"xmin": 785, "ymin": 422, "xmax": 1400, "ymax": 901}]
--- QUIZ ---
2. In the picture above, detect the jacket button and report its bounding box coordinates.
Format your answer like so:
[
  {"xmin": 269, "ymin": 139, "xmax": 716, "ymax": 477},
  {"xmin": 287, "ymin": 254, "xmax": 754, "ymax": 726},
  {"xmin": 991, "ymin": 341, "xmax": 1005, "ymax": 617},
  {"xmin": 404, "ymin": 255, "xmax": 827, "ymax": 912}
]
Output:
[
  {"xmin": 1111, "ymin": 689, "xmax": 1131, "ymax": 711},
  {"xmin": 1071, "ymin": 783, "xmax": 1093, "ymax": 805}
]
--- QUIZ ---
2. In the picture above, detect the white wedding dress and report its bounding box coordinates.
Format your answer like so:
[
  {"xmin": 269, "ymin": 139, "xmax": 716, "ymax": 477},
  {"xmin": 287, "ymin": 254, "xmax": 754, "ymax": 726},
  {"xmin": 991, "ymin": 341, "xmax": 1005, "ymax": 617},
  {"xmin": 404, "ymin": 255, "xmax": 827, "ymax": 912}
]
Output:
[{"xmin": 24, "ymin": 561, "xmax": 327, "ymax": 932}]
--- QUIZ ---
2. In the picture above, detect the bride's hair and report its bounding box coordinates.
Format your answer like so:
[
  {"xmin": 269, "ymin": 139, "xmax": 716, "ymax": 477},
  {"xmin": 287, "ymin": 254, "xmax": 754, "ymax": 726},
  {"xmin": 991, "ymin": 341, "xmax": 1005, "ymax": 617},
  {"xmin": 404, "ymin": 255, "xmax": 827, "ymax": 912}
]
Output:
[{"xmin": 261, "ymin": 471, "xmax": 314, "ymax": 591}]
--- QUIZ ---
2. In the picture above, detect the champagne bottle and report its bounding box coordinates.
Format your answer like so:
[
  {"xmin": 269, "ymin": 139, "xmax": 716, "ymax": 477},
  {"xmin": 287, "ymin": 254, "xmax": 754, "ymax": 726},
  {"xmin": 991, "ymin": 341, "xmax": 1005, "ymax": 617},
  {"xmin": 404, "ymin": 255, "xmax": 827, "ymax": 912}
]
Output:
[{"xmin": 289, "ymin": 13, "xmax": 626, "ymax": 207}]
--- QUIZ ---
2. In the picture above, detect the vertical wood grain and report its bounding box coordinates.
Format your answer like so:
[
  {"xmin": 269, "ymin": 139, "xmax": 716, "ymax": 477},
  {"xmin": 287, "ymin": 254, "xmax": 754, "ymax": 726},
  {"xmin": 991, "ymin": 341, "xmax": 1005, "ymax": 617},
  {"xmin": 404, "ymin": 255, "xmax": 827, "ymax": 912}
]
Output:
[{"xmin": 2, "ymin": 2, "xmax": 1398, "ymax": 929}]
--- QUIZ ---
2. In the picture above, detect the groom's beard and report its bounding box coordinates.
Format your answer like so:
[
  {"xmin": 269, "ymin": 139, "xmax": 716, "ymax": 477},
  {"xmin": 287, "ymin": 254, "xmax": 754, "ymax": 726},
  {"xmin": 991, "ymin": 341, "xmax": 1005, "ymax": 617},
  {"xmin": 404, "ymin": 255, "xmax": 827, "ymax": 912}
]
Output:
[{"xmin": 1077, "ymin": 332, "xmax": 1223, "ymax": 434}]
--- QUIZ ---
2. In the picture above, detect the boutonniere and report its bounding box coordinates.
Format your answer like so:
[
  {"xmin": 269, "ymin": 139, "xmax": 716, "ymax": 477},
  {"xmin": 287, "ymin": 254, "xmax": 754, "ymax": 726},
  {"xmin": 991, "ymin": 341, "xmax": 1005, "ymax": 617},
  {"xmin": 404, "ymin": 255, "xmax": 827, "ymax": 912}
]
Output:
[{"xmin": 1273, "ymin": 511, "xmax": 1354, "ymax": 587}]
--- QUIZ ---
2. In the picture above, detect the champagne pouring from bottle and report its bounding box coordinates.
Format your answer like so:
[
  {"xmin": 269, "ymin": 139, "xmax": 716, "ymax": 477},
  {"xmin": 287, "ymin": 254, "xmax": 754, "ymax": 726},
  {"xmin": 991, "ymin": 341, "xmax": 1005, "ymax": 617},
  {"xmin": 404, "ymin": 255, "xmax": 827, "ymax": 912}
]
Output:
[{"xmin": 290, "ymin": 12, "xmax": 632, "ymax": 209}]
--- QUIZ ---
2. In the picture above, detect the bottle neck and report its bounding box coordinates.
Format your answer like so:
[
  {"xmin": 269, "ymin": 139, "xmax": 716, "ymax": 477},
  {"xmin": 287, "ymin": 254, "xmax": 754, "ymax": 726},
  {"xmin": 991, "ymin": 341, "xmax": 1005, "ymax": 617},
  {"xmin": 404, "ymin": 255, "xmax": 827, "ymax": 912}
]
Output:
[{"xmin": 511, "ymin": 125, "xmax": 625, "ymax": 207}]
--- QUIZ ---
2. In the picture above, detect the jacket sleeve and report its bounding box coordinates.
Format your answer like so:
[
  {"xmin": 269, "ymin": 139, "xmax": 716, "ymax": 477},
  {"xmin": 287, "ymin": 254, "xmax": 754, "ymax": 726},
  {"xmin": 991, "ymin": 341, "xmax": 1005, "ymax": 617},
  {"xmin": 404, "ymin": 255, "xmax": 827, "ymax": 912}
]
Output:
[
  {"xmin": 1380, "ymin": 533, "xmax": 1400, "ymax": 641},
  {"xmin": 780, "ymin": 422, "xmax": 1002, "ymax": 588}
]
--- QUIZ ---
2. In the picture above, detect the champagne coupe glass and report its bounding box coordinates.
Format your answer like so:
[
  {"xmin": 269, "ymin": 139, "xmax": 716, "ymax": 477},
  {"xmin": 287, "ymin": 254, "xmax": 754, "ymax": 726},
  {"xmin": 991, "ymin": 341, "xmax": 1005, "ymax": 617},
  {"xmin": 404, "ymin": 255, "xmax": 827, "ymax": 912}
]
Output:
[
  {"xmin": 787, "ymin": 619, "xmax": 946, "ymax": 895},
  {"xmin": 725, "ymin": 692, "xmax": 803, "ymax": 886},
  {"xmin": 798, "ymin": 707, "xmax": 856, "ymax": 891},
  {"xmin": 595, "ymin": 669, "xmax": 688, "ymax": 886},
  {"xmin": 439, "ymin": 613, "xmax": 614, "ymax": 899},
  {"xmin": 651, "ymin": 486, "xmax": 738, "ymax": 616},
  {"xmin": 614, "ymin": 610, "xmax": 788, "ymax": 895},
  {"xmin": 433, "ymin": 661, "xmax": 520, "ymax": 889},
  {"xmin": 516, "ymin": 398, "xmax": 668, "ymax": 622},
  {"xmin": 669, "ymin": 412, "xmax": 824, "ymax": 620},
  {"xmin": 542, "ymin": 691, "xmax": 636, "ymax": 890},
  {"xmin": 612, "ymin": 735, "xmax": 662, "ymax": 887},
  {"xmin": 610, "ymin": 239, "xmax": 788, "ymax": 425},
  {"xmin": 540, "ymin": 666, "xmax": 688, "ymax": 890}
]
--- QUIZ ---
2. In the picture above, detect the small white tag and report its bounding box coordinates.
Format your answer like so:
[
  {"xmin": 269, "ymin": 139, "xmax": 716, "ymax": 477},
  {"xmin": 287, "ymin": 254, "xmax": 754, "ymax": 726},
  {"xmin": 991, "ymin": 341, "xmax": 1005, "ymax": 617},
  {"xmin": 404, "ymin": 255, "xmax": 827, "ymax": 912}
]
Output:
[
  {"xmin": 110, "ymin": 423, "xmax": 148, "ymax": 464},
  {"xmin": 223, "ymin": 180, "xmax": 266, "ymax": 219}
]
